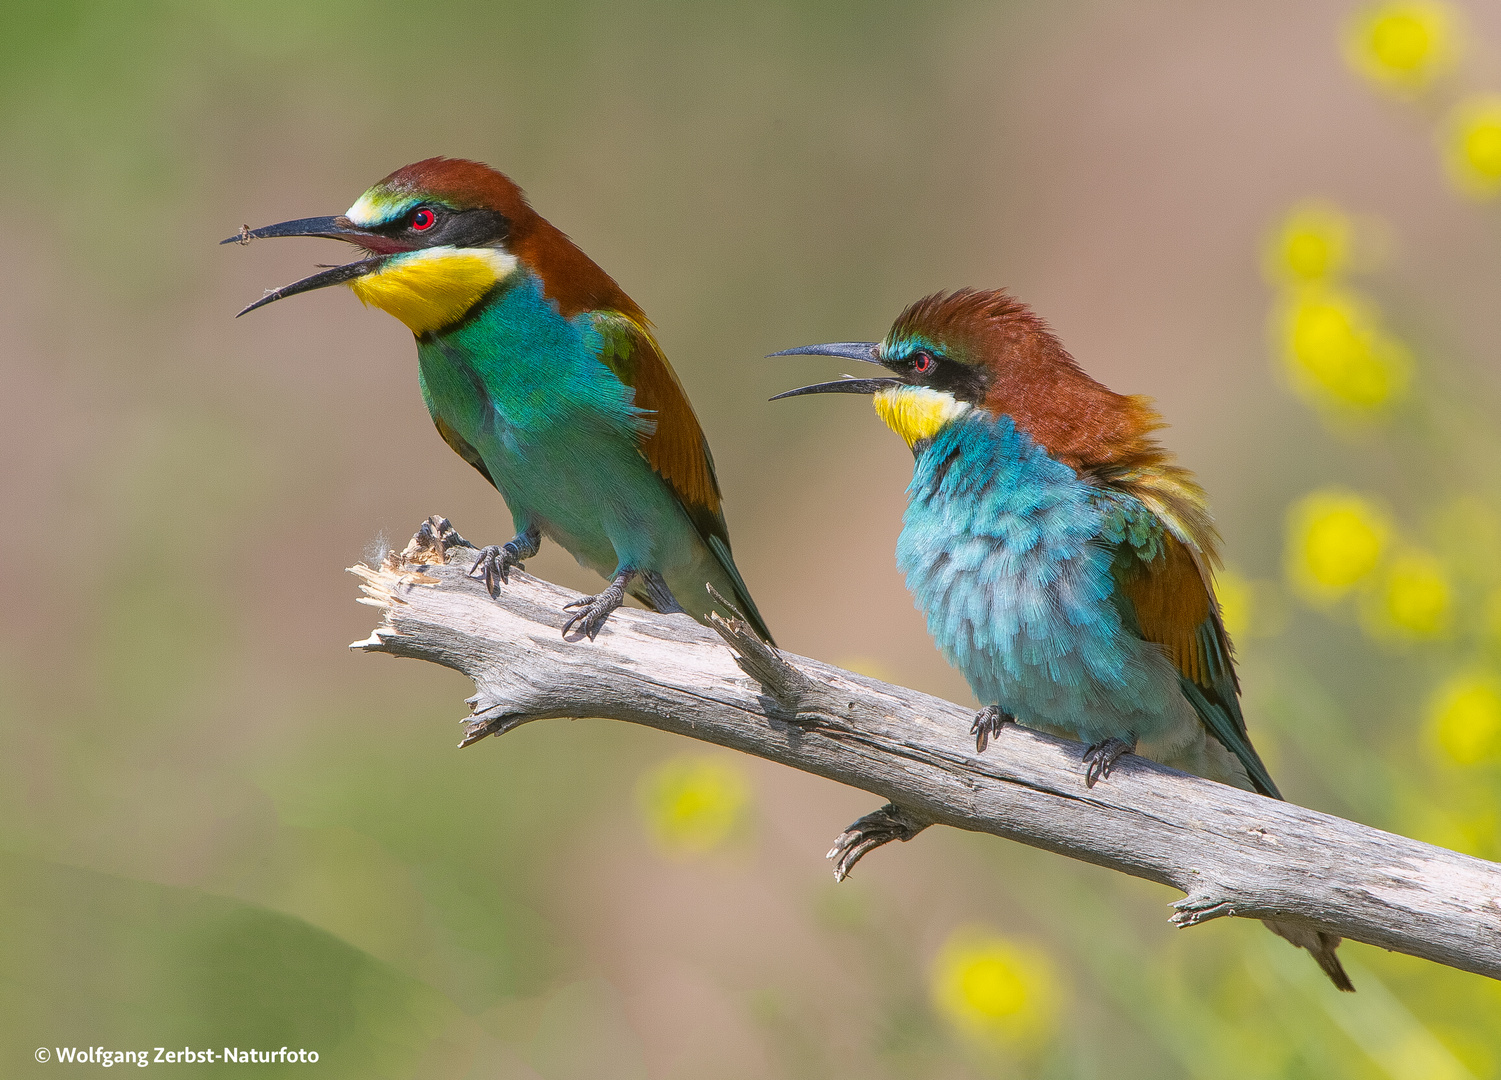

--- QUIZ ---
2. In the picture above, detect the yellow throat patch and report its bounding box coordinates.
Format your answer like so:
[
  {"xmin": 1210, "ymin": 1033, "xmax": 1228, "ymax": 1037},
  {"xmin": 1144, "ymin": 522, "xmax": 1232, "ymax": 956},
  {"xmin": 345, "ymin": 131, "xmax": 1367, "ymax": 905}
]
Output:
[
  {"xmin": 349, "ymin": 247, "xmax": 518, "ymax": 335},
  {"xmin": 873, "ymin": 385, "xmax": 970, "ymax": 448}
]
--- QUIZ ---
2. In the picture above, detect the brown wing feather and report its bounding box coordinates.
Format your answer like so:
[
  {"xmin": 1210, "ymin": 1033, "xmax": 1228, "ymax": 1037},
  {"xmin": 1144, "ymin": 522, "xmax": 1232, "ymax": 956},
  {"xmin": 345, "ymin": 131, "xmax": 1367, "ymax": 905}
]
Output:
[
  {"xmin": 1119, "ymin": 532, "xmax": 1217, "ymax": 688},
  {"xmin": 594, "ymin": 312, "xmax": 728, "ymax": 544},
  {"xmin": 505, "ymin": 209, "xmax": 727, "ymax": 540},
  {"xmin": 1117, "ymin": 525, "xmax": 1274, "ymax": 795}
]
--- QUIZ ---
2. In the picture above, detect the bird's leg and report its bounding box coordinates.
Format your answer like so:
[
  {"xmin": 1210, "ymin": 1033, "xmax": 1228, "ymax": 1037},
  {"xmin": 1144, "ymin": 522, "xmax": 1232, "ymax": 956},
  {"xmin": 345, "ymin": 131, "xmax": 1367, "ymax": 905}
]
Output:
[
  {"xmin": 1082, "ymin": 735, "xmax": 1137, "ymax": 788},
  {"xmin": 970, "ymin": 705, "xmax": 1014, "ymax": 754},
  {"xmin": 826, "ymin": 803, "xmax": 930, "ymax": 882},
  {"xmin": 637, "ymin": 571, "xmax": 684, "ymax": 614},
  {"xmin": 561, "ymin": 568, "xmax": 636, "ymax": 641},
  {"xmin": 468, "ymin": 525, "xmax": 541, "ymax": 596}
]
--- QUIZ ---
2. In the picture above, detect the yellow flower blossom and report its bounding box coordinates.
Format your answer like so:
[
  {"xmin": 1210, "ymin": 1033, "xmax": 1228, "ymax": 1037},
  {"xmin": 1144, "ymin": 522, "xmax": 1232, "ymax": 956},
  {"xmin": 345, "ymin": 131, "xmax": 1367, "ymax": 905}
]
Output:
[
  {"xmin": 1360, "ymin": 548, "xmax": 1452, "ymax": 640},
  {"xmin": 1263, "ymin": 201, "xmax": 1351, "ymax": 284},
  {"xmin": 1276, "ymin": 287, "xmax": 1410, "ymax": 414},
  {"xmin": 1442, "ymin": 95, "xmax": 1501, "ymax": 199},
  {"xmin": 1427, "ymin": 673, "xmax": 1501, "ymax": 766},
  {"xmin": 930, "ymin": 926, "xmax": 1060, "ymax": 1050},
  {"xmin": 636, "ymin": 754, "xmax": 750, "ymax": 856},
  {"xmin": 1343, "ymin": 2, "xmax": 1461, "ymax": 94},
  {"xmin": 1382, "ymin": 550, "xmax": 1452, "ymax": 636},
  {"xmin": 1285, "ymin": 490, "xmax": 1391, "ymax": 605}
]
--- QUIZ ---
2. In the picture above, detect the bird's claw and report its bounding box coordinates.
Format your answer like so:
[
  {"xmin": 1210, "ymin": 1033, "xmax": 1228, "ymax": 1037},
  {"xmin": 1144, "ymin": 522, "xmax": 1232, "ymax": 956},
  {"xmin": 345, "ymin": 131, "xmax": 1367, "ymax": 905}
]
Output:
[
  {"xmin": 468, "ymin": 543, "xmax": 524, "ymax": 595},
  {"xmin": 826, "ymin": 803, "xmax": 929, "ymax": 882},
  {"xmin": 970, "ymin": 705, "xmax": 1014, "ymax": 754},
  {"xmin": 561, "ymin": 575, "xmax": 630, "ymax": 640},
  {"xmin": 1082, "ymin": 736, "xmax": 1136, "ymax": 787},
  {"xmin": 468, "ymin": 528, "xmax": 540, "ymax": 596}
]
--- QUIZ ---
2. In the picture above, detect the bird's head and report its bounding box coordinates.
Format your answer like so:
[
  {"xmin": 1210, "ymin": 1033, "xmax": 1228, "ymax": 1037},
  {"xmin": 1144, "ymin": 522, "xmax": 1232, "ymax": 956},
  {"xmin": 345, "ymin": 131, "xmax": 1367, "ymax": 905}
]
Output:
[
  {"xmin": 225, "ymin": 157, "xmax": 542, "ymax": 335},
  {"xmin": 773, "ymin": 289, "xmax": 1143, "ymax": 465}
]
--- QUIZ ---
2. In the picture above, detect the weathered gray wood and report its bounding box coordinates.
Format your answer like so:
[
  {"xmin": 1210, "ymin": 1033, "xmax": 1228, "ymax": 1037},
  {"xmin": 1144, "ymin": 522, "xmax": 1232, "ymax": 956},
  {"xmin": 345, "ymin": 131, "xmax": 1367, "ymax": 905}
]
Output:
[{"xmin": 351, "ymin": 518, "xmax": 1501, "ymax": 982}]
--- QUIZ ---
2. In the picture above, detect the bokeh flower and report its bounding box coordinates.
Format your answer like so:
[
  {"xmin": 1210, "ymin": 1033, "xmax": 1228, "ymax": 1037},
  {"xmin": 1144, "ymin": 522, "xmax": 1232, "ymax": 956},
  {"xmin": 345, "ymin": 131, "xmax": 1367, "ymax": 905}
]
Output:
[
  {"xmin": 1262, "ymin": 201, "xmax": 1351, "ymax": 284},
  {"xmin": 930, "ymin": 926, "xmax": 1060, "ymax": 1051},
  {"xmin": 1343, "ymin": 1, "xmax": 1461, "ymax": 94},
  {"xmin": 1427, "ymin": 673, "xmax": 1501, "ymax": 766},
  {"xmin": 1360, "ymin": 547, "xmax": 1453, "ymax": 640},
  {"xmin": 636, "ymin": 754, "xmax": 750, "ymax": 857},
  {"xmin": 1285, "ymin": 489, "xmax": 1391, "ymax": 605},
  {"xmin": 1442, "ymin": 94, "xmax": 1501, "ymax": 199},
  {"xmin": 1275, "ymin": 287, "xmax": 1410, "ymax": 415}
]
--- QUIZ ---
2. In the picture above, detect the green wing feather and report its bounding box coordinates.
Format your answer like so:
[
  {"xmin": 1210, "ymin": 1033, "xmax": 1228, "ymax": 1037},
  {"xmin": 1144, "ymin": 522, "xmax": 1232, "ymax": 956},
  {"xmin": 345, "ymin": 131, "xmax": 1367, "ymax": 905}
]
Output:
[
  {"xmin": 1109, "ymin": 514, "xmax": 1280, "ymax": 798},
  {"xmin": 593, "ymin": 311, "xmax": 773, "ymax": 643}
]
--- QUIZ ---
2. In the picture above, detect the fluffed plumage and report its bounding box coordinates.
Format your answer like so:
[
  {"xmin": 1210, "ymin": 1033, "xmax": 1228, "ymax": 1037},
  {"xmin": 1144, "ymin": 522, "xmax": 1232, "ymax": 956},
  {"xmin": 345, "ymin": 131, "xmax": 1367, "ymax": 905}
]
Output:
[{"xmin": 773, "ymin": 288, "xmax": 1350, "ymax": 991}]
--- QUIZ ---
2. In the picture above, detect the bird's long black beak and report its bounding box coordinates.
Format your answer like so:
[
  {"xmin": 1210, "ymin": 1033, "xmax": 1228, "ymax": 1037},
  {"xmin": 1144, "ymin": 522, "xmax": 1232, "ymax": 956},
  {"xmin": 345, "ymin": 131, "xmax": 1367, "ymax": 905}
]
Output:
[
  {"xmin": 767, "ymin": 341, "xmax": 883, "ymax": 364},
  {"xmin": 770, "ymin": 377, "xmax": 901, "ymax": 400},
  {"xmin": 767, "ymin": 340, "xmax": 899, "ymax": 400},
  {"xmin": 224, "ymin": 214, "xmax": 400, "ymax": 318},
  {"xmin": 233, "ymin": 257, "xmax": 388, "ymax": 318},
  {"xmin": 219, "ymin": 215, "xmax": 369, "ymax": 245}
]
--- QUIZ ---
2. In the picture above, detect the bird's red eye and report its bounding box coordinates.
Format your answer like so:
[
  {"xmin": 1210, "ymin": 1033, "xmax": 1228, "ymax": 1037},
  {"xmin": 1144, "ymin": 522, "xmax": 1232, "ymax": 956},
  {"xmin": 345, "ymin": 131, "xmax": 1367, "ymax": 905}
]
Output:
[
  {"xmin": 912, "ymin": 351, "xmax": 936, "ymax": 374},
  {"xmin": 410, "ymin": 208, "xmax": 436, "ymax": 231}
]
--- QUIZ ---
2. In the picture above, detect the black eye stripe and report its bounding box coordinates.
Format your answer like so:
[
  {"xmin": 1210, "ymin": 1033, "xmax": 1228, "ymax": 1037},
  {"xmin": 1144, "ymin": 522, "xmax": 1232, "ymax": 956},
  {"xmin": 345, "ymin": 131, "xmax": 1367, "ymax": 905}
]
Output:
[
  {"xmin": 890, "ymin": 348, "xmax": 990, "ymax": 404},
  {"xmin": 373, "ymin": 207, "xmax": 510, "ymax": 247}
]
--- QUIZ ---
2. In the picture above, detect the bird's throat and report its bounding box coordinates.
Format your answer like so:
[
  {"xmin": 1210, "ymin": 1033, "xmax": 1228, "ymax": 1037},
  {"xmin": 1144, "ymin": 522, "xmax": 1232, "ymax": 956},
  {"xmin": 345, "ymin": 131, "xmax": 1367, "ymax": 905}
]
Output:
[
  {"xmin": 873, "ymin": 386, "xmax": 970, "ymax": 449},
  {"xmin": 349, "ymin": 247, "xmax": 519, "ymax": 335}
]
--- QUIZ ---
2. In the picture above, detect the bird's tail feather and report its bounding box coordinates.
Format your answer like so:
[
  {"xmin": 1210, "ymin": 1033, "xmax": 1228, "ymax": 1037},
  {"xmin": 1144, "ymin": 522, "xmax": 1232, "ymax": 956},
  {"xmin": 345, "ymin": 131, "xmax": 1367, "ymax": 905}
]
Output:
[
  {"xmin": 1263, "ymin": 919, "xmax": 1355, "ymax": 992},
  {"xmin": 705, "ymin": 535, "xmax": 775, "ymax": 645}
]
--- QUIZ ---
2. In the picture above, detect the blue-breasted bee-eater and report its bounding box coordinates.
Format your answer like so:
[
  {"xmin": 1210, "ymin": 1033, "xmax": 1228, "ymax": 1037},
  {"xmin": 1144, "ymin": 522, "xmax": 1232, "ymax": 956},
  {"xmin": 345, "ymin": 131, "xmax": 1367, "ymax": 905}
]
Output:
[
  {"xmin": 226, "ymin": 157, "xmax": 770, "ymax": 642},
  {"xmin": 772, "ymin": 288, "xmax": 1351, "ymax": 991}
]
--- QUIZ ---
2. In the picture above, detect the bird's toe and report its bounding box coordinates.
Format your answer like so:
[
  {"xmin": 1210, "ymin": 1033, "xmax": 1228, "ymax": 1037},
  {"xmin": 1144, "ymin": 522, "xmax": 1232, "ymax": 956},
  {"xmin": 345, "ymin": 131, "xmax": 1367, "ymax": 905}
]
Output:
[
  {"xmin": 561, "ymin": 591, "xmax": 623, "ymax": 641},
  {"xmin": 1082, "ymin": 736, "xmax": 1136, "ymax": 787},
  {"xmin": 826, "ymin": 804, "xmax": 930, "ymax": 882},
  {"xmin": 970, "ymin": 705, "xmax": 1014, "ymax": 754},
  {"xmin": 467, "ymin": 545, "xmax": 507, "ymax": 596}
]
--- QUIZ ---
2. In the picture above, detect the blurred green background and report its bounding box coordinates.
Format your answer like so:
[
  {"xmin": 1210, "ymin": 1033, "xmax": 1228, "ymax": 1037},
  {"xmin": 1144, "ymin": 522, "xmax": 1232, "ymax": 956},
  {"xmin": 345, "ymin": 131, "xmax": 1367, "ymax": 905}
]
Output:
[{"xmin": 4, "ymin": 0, "xmax": 1501, "ymax": 1076}]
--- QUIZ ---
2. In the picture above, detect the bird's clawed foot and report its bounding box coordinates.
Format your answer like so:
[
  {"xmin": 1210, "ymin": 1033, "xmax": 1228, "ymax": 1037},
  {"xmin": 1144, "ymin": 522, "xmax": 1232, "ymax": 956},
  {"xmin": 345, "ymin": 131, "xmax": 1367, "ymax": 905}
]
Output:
[
  {"xmin": 403, "ymin": 515, "xmax": 467, "ymax": 566},
  {"xmin": 970, "ymin": 705, "xmax": 1014, "ymax": 754},
  {"xmin": 826, "ymin": 803, "xmax": 930, "ymax": 882},
  {"xmin": 468, "ymin": 526, "xmax": 541, "ymax": 596},
  {"xmin": 561, "ymin": 569, "xmax": 634, "ymax": 640},
  {"xmin": 1082, "ymin": 736, "xmax": 1136, "ymax": 788}
]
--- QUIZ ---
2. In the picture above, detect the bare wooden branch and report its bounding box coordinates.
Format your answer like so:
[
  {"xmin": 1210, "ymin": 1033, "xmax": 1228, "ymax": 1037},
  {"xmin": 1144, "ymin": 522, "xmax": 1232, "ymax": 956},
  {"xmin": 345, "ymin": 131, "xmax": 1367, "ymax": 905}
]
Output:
[{"xmin": 352, "ymin": 518, "xmax": 1501, "ymax": 982}]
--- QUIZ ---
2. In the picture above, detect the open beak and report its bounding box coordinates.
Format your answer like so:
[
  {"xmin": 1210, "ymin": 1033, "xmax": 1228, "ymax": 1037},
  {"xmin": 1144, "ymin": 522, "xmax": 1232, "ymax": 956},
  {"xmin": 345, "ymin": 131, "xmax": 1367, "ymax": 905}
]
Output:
[
  {"xmin": 220, "ymin": 215, "xmax": 373, "ymax": 245},
  {"xmin": 766, "ymin": 340, "xmax": 901, "ymax": 400},
  {"xmin": 222, "ymin": 214, "xmax": 410, "ymax": 318},
  {"xmin": 230, "ymin": 257, "xmax": 386, "ymax": 317}
]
